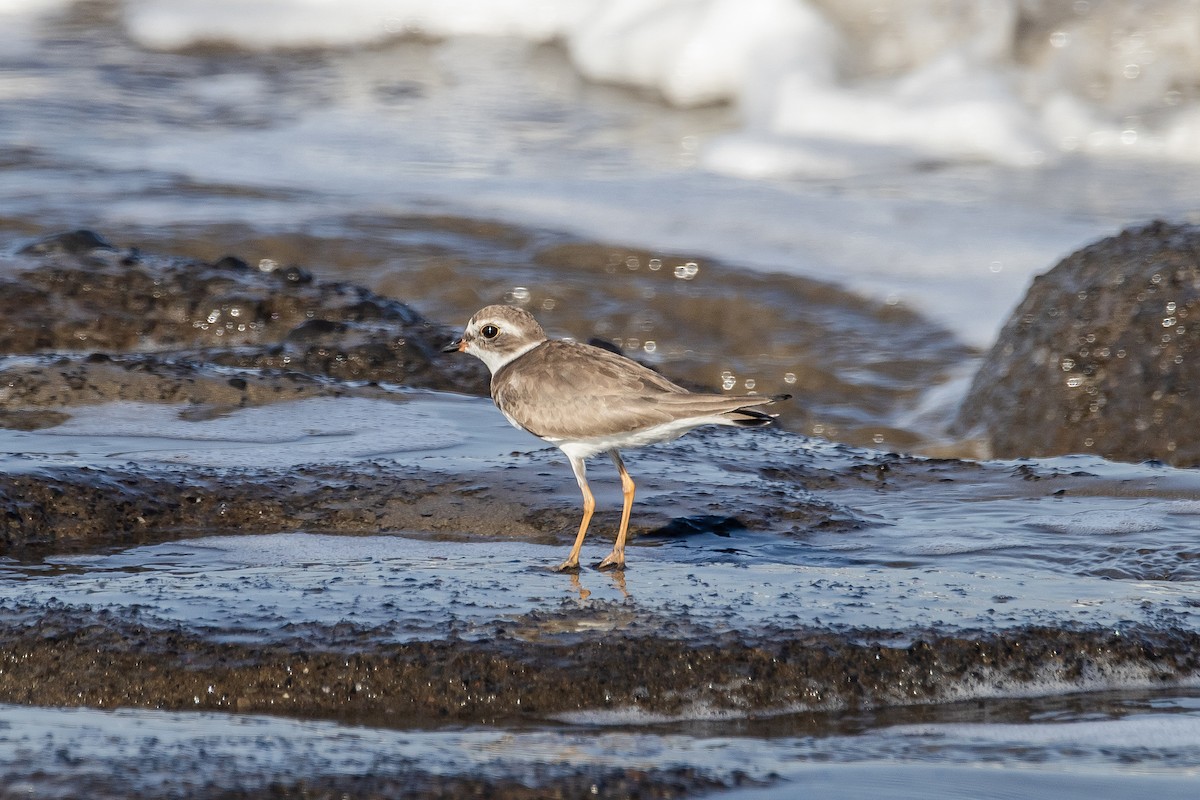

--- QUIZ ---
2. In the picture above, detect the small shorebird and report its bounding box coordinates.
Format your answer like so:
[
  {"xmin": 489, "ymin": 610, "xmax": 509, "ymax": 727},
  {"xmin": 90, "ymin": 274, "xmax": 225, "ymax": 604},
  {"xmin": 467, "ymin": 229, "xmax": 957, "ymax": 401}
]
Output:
[{"xmin": 443, "ymin": 305, "xmax": 789, "ymax": 571}]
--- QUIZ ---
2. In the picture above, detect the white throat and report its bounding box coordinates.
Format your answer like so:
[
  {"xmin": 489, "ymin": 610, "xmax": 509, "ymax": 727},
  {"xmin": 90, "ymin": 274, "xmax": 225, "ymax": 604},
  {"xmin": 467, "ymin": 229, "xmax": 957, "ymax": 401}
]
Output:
[{"xmin": 471, "ymin": 338, "xmax": 542, "ymax": 376}]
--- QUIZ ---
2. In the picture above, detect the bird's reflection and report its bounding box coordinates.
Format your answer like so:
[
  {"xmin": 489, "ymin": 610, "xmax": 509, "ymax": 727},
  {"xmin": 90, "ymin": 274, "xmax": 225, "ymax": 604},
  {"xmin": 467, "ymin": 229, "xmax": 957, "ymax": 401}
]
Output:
[{"xmin": 568, "ymin": 569, "xmax": 629, "ymax": 602}]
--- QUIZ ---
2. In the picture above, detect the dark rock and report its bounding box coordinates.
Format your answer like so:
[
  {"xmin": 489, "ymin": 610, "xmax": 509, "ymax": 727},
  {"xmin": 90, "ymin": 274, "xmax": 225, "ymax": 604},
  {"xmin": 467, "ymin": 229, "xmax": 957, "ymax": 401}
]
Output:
[
  {"xmin": 17, "ymin": 229, "xmax": 115, "ymax": 256},
  {"xmin": 0, "ymin": 605, "xmax": 1195, "ymax": 726},
  {"xmin": 0, "ymin": 234, "xmax": 489, "ymax": 396},
  {"xmin": 285, "ymin": 319, "xmax": 348, "ymax": 341},
  {"xmin": 213, "ymin": 255, "xmax": 251, "ymax": 271},
  {"xmin": 957, "ymin": 220, "xmax": 1200, "ymax": 466},
  {"xmin": 650, "ymin": 515, "xmax": 745, "ymax": 538}
]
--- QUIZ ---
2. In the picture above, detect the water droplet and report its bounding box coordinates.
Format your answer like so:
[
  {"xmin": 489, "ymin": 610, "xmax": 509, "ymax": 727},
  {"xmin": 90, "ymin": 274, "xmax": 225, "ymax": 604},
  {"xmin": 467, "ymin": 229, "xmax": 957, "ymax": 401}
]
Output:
[
  {"xmin": 673, "ymin": 262, "xmax": 700, "ymax": 280},
  {"xmin": 643, "ymin": 341, "xmax": 657, "ymax": 353},
  {"xmin": 648, "ymin": 258, "xmax": 662, "ymax": 271},
  {"xmin": 744, "ymin": 379, "xmax": 756, "ymax": 390},
  {"xmin": 872, "ymin": 433, "xmax": 885, "ymax": 444},
  {"xmin": 1163, "ymin": 317, "xmax": 1176, "ymax": 327},
  {"xmin": 988, "ymin": 261, "xmax": 1003, "ymax": 273},
  {"xmin": 504, "ymin": 286, "xmax": 531, "ymax": 304},
  {"xmin": 257, "ymin": 258, "xmax": 278, "ymax": 272},
  {"xmin": 783, "ymin": 372, "xmax": 797, "ymax": 385},
  {"xmin": 625, "ymin": 256, "xmax": 640, "ymax": 270},
  {"xmin": 1061, "ymin": 358, "xmax": 1076, "ymax": 371},
  {"xmin": 541, "ymin": 298, "xmax": 556, "ymax": 310},
  {"xmin": 1049, "ymin": 30, "xmax": 1070, "ymax": 48},
  {"xmin": 1066, "ymin": 376, "xmax": 1083, "ymax": 388},
  {"xmin": 1166, "ymin": 301, "xmax": 1177, "ymax": 313}
]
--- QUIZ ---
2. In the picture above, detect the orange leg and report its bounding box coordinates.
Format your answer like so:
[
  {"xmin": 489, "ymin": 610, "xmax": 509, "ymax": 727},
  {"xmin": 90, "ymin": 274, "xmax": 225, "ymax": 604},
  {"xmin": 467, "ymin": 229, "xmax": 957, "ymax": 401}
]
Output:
[
  {"xmin": 555, "ymin": 455, "xmax": 594, "ymax": 572},
  {"xmin": 598, "ymin": 450, "xmax": 633, "ymax": 571}
]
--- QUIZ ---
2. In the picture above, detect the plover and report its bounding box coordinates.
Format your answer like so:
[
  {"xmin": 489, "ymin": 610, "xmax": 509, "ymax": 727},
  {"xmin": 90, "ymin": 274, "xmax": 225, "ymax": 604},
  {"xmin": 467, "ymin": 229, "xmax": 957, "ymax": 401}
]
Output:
[{"xmin": 444, "ymin": 304, "xmax": 789, "ymax": 571}]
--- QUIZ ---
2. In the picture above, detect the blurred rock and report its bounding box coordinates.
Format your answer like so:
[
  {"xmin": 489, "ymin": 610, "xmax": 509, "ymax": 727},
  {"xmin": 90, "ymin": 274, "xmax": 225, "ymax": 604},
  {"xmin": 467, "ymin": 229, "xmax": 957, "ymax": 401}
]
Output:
[
  {"xmin": 16, "ymin": 229, "xmax": 115, "ymax": 256},
  {"xmin": 0, "ymin": 232, "xmax": 489, "ymax": 403},
  {"xmin": 957, "ymin": 220, "xmax": 1200, "ymax": 466}
]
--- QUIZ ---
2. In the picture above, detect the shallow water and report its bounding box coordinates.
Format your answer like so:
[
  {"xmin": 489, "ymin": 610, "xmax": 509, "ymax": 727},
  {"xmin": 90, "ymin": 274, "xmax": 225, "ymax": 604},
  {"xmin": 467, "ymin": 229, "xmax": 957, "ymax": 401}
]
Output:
[
  {"xmin": 3, "ymin": 400, "xmax": 1200, "ymax": 639},
  {"xmin": 2, "ymin": 693, "xmax": 1199, "ymax": 798},
  {"xmin": 1, "ymin": 381, "xmax": 1200, "ymax": 797}
]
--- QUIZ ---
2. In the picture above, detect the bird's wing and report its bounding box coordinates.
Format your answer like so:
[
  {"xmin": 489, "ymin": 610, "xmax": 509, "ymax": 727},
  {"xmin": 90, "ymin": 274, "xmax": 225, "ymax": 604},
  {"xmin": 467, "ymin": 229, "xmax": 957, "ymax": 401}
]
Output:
[{"xmin": 492, "ymin": 341, "xmax": 782, "ymax": 440}]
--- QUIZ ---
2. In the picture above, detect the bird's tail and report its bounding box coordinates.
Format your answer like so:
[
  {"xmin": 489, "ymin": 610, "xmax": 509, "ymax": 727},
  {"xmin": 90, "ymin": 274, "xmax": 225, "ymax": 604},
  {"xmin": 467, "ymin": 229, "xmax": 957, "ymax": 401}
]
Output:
[{"xmin": 724, "ymin": 393, "xmax": 791, "ymax": 427}]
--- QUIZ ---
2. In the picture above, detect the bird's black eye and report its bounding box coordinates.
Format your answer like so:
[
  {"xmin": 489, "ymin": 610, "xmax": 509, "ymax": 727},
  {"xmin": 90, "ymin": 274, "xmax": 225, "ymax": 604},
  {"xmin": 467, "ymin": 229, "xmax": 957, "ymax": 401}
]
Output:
[{"xmin": 480, "ymin": 324, "xmax": 500, "ymax": 340}]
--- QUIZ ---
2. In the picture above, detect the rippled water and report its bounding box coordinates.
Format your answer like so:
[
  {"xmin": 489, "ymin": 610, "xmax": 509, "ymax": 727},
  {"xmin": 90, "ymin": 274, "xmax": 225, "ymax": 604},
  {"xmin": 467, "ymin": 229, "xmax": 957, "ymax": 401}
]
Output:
[
  {"xmin": 2, "ymin": 394, "xmax": 1198, "ymax": 648},
  {"xmin": 2, "ymin": 691, "xmax": 1200, "ymax": 797},
  {"xmin": 2, "ymin": 393, "xmax": 1200, "ymax": 795}
]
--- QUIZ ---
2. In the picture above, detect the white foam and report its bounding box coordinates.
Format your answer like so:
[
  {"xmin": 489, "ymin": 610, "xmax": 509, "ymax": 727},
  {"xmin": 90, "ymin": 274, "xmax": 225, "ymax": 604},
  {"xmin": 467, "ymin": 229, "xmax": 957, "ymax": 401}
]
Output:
[
  {"xmin": 9, "ymin": 1, "xmax": 1200, "ymax": 353},
  {"xmin": 898, "ymin": 531, "xmax": 1013, "ymax": 557},
  {"xmin": 566, "ymin": 0, "xmax": 835, "ymax": 108},
  {"xmin": 110, "ymin": 0, "xmax": 1200, "ymax": 169},
  {"xmin": 0, "ymin": 0, "xmax": 70, "ymax": 12},
  {"xmin": 1165, "ymin": 500, "xmax": 1200, "ymax": 516},
  {"xmin": 933, "ymin": 663, "xmax": 1200, "ymax": 707},
  {"xmin": 893, "ymin": 713, "xmax": 1200, "ymax": 753},
  {"xmin": 1027, "ymin": 511, "xmax": 1167, "ymax": 536},
  {"xmin": 124, "ymin": 0, "xmax": 599, "ymax": 50},
  {"xmin": 0, "ymin": 0, "xmax": 71, "ymax": 57},
  {"xmin": 552, "ymin": 702, "xmax": 757, "ymax": 727}
]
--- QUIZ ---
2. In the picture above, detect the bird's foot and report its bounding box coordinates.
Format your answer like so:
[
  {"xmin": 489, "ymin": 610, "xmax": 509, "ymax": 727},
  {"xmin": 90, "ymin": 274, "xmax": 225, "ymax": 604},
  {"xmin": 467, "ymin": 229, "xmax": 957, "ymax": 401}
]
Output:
[
  {"xmin": 596, "ymin": 550, "xmax": 625, "ymax": 571},
  {"xmin": 553, "ymin": 559, "xmax": 581, "ymax": 573}
]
